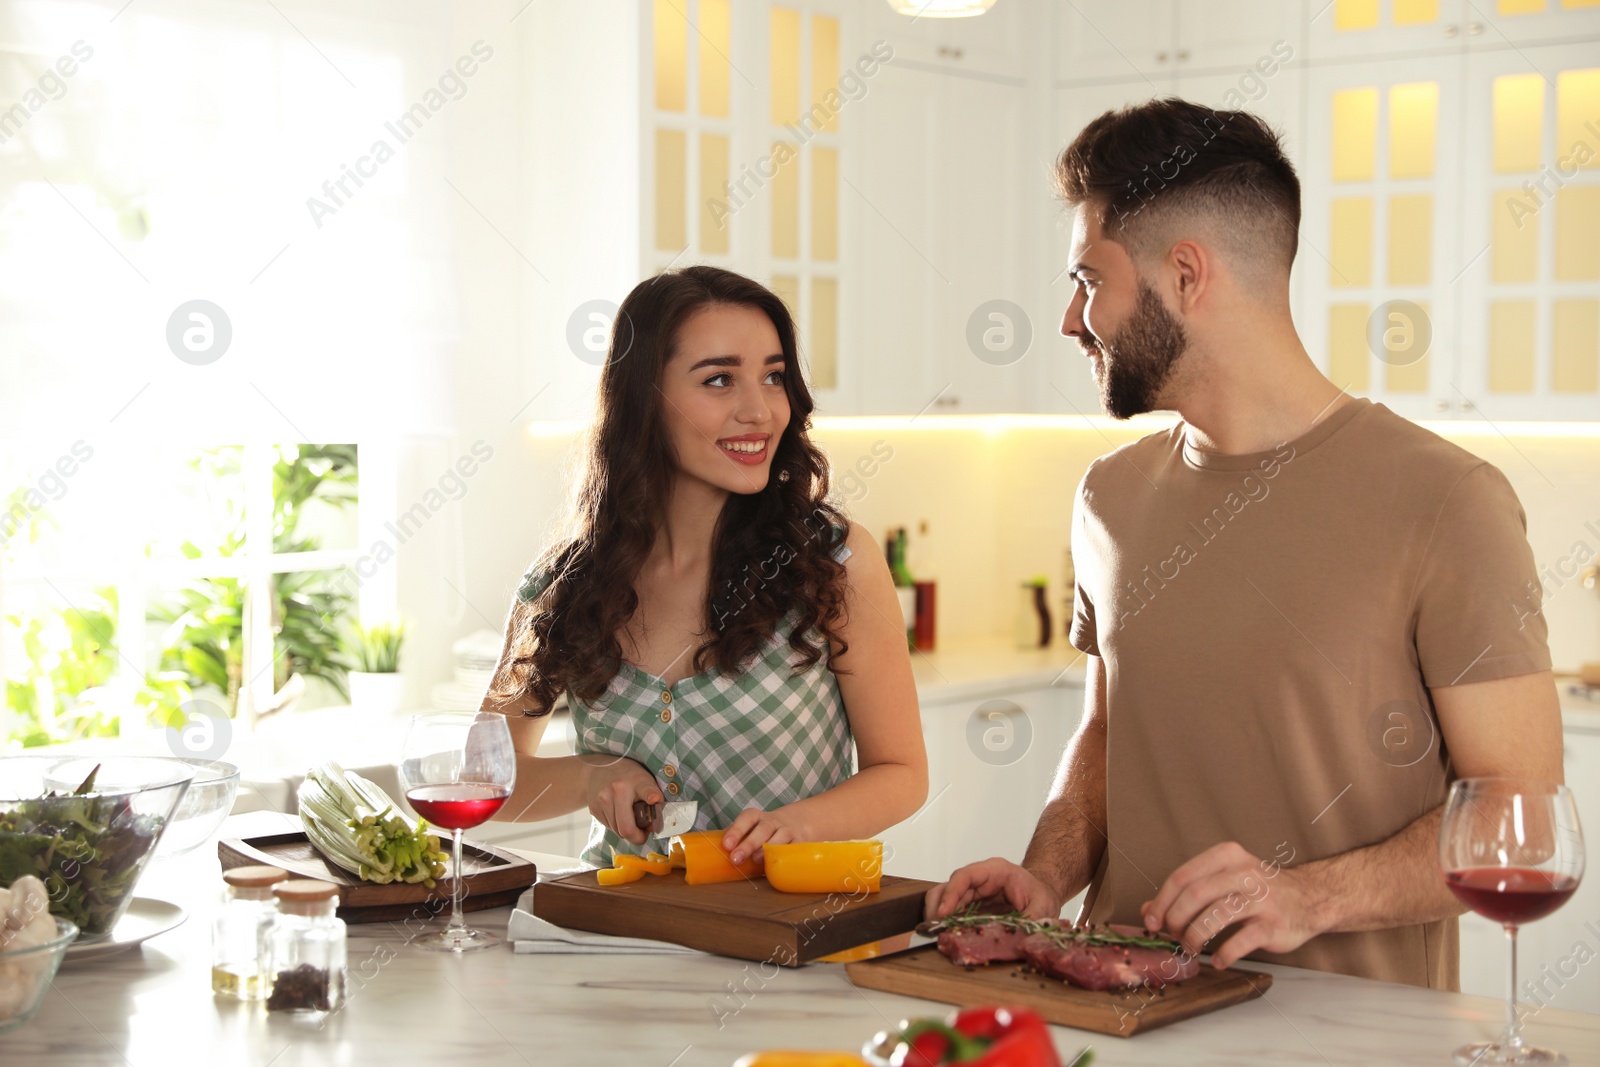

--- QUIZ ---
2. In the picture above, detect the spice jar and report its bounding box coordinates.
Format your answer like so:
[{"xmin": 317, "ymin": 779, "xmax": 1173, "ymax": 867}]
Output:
[
  {"xmin": 265, "ymin": 880, "xmax": 346, "ymax": 1014},
  {"xmin": 212, "ymin": 865, "xmax": 288, "ymax": 1000}
]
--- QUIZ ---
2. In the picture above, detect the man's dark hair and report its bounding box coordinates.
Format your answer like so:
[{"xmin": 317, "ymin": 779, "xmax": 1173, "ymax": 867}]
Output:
[{"xmin": 1055, "ymin": 98, "xmax": 1301, "ymax": 290}]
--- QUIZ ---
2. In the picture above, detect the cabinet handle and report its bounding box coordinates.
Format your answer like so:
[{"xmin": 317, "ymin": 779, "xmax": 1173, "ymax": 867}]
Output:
[
  {"xmin": 1176, "ymin": 49, "xmax": 1190, "ymax": 61},
  {"xmin": 937, "ymin": 45, "xmax": 964, "ymax": 60},
  {"xmin": 1434, "ymin": 399, "xmax": 1451, "ymax": 412},
  {"xmin": 1468, "ymin": 22, "xmax": 1484, "ymax": 35},
  {"xmin": 1444, "ymin": 24, "xmax": 1459, "ymax": 37},
  {"xmin": 1155, "ymin": 51, "xmax": 1168, "ymax": 63}
]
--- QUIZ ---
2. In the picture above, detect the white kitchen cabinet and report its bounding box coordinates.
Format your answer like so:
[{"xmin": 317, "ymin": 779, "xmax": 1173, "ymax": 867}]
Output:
[
  {"xmin": 1456, "ymin": 42, "xmax": 1600, "ymax": 422},
  {"xmin": 881, "ymin": 680, "xmax": 1083, "ymax": 882},
  {"xmin": 861, "ymin": 0, "xmax": 1032, "ymax": 80},
  {"xmin": 1054, "ymin": 0, "xmax": 1176, "ymax": 84},
  {"xmin": 1459, "ymin": 726, "xmax": 1600, "ymax": 1014},
  {"xmin": 1299, "ymin": 53, "xmax": 1470, "ymax": 421},
  {"xmin": 623, "ymin": 0, "xmax": 1600, "ymax": 422},
  {"xmin": 1053, "ymin": 1, "xmax": 1300, "ymax": 86},
  {"xmin": 1030, "ymin": 79, "xmax": 1172, "ymax": 417},
  {"xmin": 1172, "ymin": 1, "xmax": 1306, "ymax": 75},
  {"xmin": 1305, "ymin": 0, "xmax": 1472, "ymax": 63},
  {"xmin": 1465, "ymin": 0, "xmax": 1600, "ymax": 48},
  {"xmin": 846, "ymin": 62, "xmax": 1032, "ymax": 415}
]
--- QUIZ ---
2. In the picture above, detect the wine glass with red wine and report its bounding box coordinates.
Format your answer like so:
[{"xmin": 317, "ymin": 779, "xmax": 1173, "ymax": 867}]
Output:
[
  {"xmin": 1439, "ymin": 778, "xmax": 1584, "ymax": 1066},
  {"xmin": 399, "ymin": 712, "xmax": 516, "ymax": 952}
]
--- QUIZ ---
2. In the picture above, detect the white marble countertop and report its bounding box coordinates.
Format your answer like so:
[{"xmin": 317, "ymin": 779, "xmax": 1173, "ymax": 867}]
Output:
[{"xmin": 7, "ymin": 811, "xmax": 1598, "ymax": 1067}]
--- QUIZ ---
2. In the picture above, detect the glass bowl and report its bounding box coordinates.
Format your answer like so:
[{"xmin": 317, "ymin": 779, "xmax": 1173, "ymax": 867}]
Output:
[
  {"xmin": 0, "ymin": 916, "xmax": 78, "ymax": 1034},
  {"xmin": 0, "ymin": 757, "xmax": 193, "ymax": 942},
  {"xmin": 154, "ymin": 758, "xmax": 241, "ymax": 859}
]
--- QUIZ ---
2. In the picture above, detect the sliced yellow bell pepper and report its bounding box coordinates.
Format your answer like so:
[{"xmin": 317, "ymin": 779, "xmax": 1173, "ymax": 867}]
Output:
[
  {"xmin": 676, "ymin": 829, "xmax": 763, "ymax": 885},
  {"xmin": 762, "ymin": 840, "xmax": 882, "ymax": 895},
  {"xmin": 668, "ymin": 839, "xmax": 686, "ymax": 869},
  {"xmin": 596, "ymin": 865, "xmax": 647, "ymax": 886},
  {"xmin": 612, "ymin": 851, "xmax": 672, "ymax": 876}
]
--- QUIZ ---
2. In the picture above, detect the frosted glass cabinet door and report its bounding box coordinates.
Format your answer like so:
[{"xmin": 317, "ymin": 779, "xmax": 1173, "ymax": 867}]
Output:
[
  {"xmin": 1301, "ymin": 56, "xmax": 1466, "ymax": 420},
  {"xmin": 1462, "ymin": 0, "xmax": 1600, "ymax": 48},
  {"xmin": 1305, "ymin": 0, "xmax": 1471, "ymax": 62},
  {"xmin": 1457, "ymin": 43, "xmax": 1600, "ymax": 421}
]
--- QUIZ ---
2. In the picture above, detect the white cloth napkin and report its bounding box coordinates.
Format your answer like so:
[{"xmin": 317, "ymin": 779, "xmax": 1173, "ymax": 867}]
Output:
[{"xmin": 507, "ymin": 886, "xmax": 701, "ymax": 956}]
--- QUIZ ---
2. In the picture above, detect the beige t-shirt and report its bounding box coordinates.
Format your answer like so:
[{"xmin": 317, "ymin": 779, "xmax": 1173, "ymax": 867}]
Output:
[{"xmin": 1069, "ymin": 398, "xmax": 1551, "ymax": 989}]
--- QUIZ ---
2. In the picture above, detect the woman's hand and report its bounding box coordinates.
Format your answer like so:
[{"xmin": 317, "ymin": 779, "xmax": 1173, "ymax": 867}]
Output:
[
  {"xmin": 583, "ymin": 755, "xmax": 662, "ymax": 848},
  {"xmin": 721, "ymin": 807, "xmax": 811, "ymax": 867}
]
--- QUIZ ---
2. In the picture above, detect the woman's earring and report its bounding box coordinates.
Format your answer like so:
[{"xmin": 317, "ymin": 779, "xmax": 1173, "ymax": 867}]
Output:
[{"xmin": 777, "ymin": 469, "xmax": 791, "ymax": 483}]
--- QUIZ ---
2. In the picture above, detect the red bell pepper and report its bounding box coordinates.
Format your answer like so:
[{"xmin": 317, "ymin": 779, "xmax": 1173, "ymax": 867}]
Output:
[{"xmin": 886, "ymin": 1006, "xmax": 1063, "ymax": 1067}]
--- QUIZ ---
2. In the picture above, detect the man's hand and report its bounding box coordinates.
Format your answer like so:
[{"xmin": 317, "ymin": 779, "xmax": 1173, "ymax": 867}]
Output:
[
  {"xmin": 924, "ymin": 858, "xmax": 1063, "ymax": 922},
  {"xmin": 1140, "ymin": 841, "xmax": 1328, "ymax": 969}
]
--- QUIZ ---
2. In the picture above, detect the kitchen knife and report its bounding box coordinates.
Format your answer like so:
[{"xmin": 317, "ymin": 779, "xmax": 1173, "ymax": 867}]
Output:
[{"xmin": 632, "ymin": 799, "xmax": 698, "ymax": 838}]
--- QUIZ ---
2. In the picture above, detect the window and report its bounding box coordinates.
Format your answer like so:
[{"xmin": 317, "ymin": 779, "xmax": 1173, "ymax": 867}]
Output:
[{"xmin": 2, "ymin": 444, "xmax": 367, "ymax": 750}]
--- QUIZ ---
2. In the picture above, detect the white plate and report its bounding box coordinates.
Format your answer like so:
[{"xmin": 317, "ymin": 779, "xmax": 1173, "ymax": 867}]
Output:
[{"xmin": 60, "ymin": 897, "xmax": 187, "ymax": 963}]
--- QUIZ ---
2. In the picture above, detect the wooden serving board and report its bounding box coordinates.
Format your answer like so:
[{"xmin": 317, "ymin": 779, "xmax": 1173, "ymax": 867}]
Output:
[
  {"xmin": 533, "ymin": 868, "xmax": 936, "ymax": 966},
  {"xmin": 218, "ymin": 831, "xmax": 537, "ymax": 923},
  {"xmin": 845, "ymin": 945, "xmax": 1271, "ymax": 1037}
]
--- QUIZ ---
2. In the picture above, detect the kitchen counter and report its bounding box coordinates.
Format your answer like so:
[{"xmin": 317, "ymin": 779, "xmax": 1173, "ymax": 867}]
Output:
[
  {"xmin": 1560, "ymin": 681, "xmax": 1600, "ymax": 733},
  {"xmin": 908, "ymin": 634, "xmax": 1084, "ymax": 703},
  {"xmin": 8, "ymin": 811, "xmax": 1597, "ymax": 1067}
]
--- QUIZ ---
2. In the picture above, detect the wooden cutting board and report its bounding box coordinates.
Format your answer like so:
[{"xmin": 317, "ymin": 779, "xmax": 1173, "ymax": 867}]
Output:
[
  {"xmin": 218, "ymin": 831, "xmax": 537, "ymax": 923},
  {"xmin": 533, "ymin": 868, "xmax": 936, "ymax": 965},
  {"xmin": 845, "ymin": 945, "xmax": 1272, "ymax": 1037}
]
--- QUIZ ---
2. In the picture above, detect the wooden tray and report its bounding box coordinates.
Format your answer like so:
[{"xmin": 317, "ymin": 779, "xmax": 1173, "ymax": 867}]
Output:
[
  {"xmin": 845, "ymin": 944, "xmax": 1272, "ymax": 1037},
  {"xmin": 533, "ymin": 868, "xmax": 936, "ymax": 966},
  {"xmin": 218, "ymin": 831, "xmax": 537, "ymax": 924}
]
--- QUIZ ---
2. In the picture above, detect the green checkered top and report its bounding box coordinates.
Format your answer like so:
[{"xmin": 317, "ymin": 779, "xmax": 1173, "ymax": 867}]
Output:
[{"xmin": 517, "ymin": 538, "xmax": 855, "ymax": 867}]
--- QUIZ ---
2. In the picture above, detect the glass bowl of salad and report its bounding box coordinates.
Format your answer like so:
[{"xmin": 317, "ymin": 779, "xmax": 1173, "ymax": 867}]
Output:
[{"xmin": 0, "ymin": 757, "xmax": 194, "ymax": 942}]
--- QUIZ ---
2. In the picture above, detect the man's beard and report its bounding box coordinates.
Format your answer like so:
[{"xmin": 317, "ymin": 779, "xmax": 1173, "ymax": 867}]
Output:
[{"xmin": 1082, "ymin": 281, "xmax": 1188, "ymax": 420}]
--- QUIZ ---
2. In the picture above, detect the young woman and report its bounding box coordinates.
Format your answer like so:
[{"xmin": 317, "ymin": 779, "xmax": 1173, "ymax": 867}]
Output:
[{"xmin": 483, "ymin": 265, "xmax": 927, "ymax": 868}]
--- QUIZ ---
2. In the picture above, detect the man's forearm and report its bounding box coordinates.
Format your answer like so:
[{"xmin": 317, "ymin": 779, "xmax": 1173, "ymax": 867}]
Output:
[
  {"xmin": 1021, "ymin": 712, "xmax": 1108, "ymax": 906},
  {"xmin": 1302, "ymin": 804, "xmax": 1464, "ymax": 934}
]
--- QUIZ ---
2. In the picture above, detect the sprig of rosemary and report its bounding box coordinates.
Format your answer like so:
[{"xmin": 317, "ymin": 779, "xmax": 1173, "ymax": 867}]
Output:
[{"xmin": 932, "ymin": 903, "xmax": 1182, "ymax": 953}]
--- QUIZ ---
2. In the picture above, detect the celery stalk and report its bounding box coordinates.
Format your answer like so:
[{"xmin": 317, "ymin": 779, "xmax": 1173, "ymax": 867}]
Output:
[{"xmin": 297, "ymin": 763, "xmax": 447, "ymax": 887}]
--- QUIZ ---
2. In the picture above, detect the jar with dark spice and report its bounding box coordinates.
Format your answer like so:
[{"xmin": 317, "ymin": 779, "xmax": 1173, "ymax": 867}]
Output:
[{"xmin": 265, "ymin": 880, "xmax": 346, "ymax": 1013}]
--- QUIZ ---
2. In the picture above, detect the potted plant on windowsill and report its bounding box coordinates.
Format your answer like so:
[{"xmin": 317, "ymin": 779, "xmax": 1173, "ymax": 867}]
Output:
[{"xmin": 343, "ymin": 620, "xmax": 408, "ymax": 716}]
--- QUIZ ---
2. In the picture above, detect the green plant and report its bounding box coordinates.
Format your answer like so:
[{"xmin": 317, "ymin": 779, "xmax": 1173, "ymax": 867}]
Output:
[
  {"xmin": 153, "ymin": 445, "xmax": 359, "ymax": 716},
  {"xmin": 150, "ymin": 572, "xmax": 244, "ymax": 715},
  {"xmin": 344, "ymin": 620, "xmax": 407, "ymax": 674},
  {"xmin": 3, "ymin": 580, "xmax": 192, "ymax": 749}
]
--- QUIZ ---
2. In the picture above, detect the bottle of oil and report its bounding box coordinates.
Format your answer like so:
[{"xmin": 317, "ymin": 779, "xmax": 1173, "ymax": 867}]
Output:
[{"xmin": 212, "ymin": 864, "xmax": 288, "ymax": 1000}]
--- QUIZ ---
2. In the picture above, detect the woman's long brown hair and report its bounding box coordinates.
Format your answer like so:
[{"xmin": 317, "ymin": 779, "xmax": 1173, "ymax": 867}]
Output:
[{"xmin": 492, "ymin": 266, "xmax": 851, "ymax": 716}]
